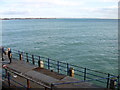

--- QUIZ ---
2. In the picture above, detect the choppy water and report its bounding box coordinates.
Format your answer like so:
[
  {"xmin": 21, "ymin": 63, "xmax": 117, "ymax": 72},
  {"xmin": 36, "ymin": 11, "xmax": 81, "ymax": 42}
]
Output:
[{"xmin": 2, "ymin": 19, "xmax": 118, "ymax": 75}]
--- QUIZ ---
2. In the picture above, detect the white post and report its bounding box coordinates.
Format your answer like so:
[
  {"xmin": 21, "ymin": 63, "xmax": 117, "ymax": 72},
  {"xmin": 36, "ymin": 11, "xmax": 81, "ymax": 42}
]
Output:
[{"xmin": 40, "ymin": 60, "xmax": 44, "ymax": 68}]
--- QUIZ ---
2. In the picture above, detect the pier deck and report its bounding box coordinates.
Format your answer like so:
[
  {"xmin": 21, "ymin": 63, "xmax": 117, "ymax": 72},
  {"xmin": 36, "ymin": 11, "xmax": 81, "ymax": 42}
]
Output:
[{"xmin": 1, "ymin": 51, "xmax": 99, "ymax": 89}]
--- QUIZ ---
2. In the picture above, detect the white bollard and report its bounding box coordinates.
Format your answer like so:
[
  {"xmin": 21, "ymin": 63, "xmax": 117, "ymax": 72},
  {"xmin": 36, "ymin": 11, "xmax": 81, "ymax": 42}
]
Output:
[
  {"xmin": 69, "ymin": 67, "xmax": 74, "ymax": 77},
  {"xmin": 40, "ymin": 60, "xmax": 44, "ymax": 68}
]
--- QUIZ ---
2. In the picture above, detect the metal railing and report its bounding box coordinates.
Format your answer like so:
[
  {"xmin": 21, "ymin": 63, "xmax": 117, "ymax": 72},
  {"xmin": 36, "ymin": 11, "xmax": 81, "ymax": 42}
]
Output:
[
  {"xmin": 2, "ymin": 47, "xmax": 120, "ymax": 89},
  {"xmin": 2, "ymin": 67, "xmax": 51, "ymax": 89}
]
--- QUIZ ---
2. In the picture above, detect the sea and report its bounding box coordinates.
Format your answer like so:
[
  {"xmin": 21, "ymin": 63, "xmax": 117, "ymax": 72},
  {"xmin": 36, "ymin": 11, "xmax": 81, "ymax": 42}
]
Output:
[{"xmin": 2, "ymin": 18, "xmax": 118, "ymax": 75}]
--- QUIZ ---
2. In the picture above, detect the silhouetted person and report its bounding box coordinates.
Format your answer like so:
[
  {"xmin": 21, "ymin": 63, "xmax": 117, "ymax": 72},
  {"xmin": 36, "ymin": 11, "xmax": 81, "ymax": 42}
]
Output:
[
  {"xmin": 8, "ymin": 48, "xmax": 12, "ymax": 64},
  {"xmin": 2, "ymin": 47, "xmax": 6, "ymax": 61}
]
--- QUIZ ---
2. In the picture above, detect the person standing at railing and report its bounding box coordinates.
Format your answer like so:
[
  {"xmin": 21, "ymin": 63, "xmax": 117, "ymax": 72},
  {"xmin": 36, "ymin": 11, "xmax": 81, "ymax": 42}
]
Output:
[
  {"xmin": 8, "ymin": 48, "xmax": 12, "ymax": 64},
  {"xmin": 2, "ymin": 47, "xmax": 6, "ymax": 61}
]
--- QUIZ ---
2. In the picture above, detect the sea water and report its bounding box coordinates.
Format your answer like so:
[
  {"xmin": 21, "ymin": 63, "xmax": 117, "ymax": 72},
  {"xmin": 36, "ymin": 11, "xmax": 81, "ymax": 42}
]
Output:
[{"xmin": 2, "ymin": 19, "xmax": 118, "ymax": 75}]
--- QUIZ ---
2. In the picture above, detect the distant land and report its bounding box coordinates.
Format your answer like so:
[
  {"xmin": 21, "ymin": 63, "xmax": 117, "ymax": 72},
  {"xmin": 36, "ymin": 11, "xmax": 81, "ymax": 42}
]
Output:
[
  {"xmin": 0, "ymin": 18, "xmax": 56, "ymax": 20},
  {"xmin": 0, "ymin": 18, "xmax": 118, "ymax": 20}
]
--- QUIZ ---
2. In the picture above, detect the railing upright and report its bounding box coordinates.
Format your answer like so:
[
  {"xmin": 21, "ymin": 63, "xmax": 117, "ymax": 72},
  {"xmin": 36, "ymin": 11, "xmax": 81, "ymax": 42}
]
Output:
[
  {"xmin": 22, "ymin": 52, "xmax": 23, "ymax": 60},
  {"xmin": 19, "ymin": 51, "xmax": 23, "ymax": 61},
  {"xmin": 8, "ymin": 72, "xmax": 10, "ymax": 87},
  {"xmin": 84, "ymin": 68, "xmax": 86, "ymax": 81},
  {"xmin": 27, "ymin": 79, "xmax": 30, "ymax": 88},
  {"xmin": 32, "ymin": 55, "xmax": 34, "ymax": 65},
  {"xmin": 18, "ymin": 51, "xmax": 21, "ymax": 60},
  {"xmin": 26, "ymin": 53, "xmax": 28, "ymax": 62},
  {"xmin": 5, "ymin": 69, "xmax": 8, "ymax": 78},
  {"xmin": 57, "ymin": 61, "xmax": 60, "ymax": 73},
  {"xmin": 48, "ymin": 58, "xmax": 50, "ymax": 69},
  {"xmin": 106, "ymin": 73, "xmax": 110, "ymax": 88},
  {"xmin": 118, "ymin": 75, "xmax": 120, "ymax": 90},
  {"xmin": 39, "ymin": 56, "xmax": 41, "ymax": 61},
  {"xmin": 51, "ymin": 83, "xmax": 54, "ymax": 90},
  {"xmin": 67, "ymin": 63, "xmax": 69, "ymax": 75},
  {"xmin": 38, "ymin": 56, "xmax": 41, "ymax": 67}
]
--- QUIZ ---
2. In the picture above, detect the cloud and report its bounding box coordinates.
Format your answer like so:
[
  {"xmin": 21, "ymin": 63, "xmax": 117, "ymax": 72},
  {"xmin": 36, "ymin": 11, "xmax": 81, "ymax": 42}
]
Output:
[
  {"xmin": 4, "ymin": 0, "xmax": 83, "ymax": 7},
  {"xmin": 93, "ymin": 6, "xmax": 118, "ymax": 14},
  {"xmin": 93, "ymin": 7, "xmax": 118, "ymax": 18},
  {"xmin": 0, "ymin": 10, "xmax": 30, "ymax": 16},
  {"xmin": 102, "ymin": 0, "xmax": 119, "ymax": 2},
  {"xmin": 48, "ymin": 0, "xmax": 83, "ymax": 6},
  {"xmin": 86, "ymin": 0, "xmax": 119, "ymax": 2},
  {"xmin": 0, "ymin": 0, "xmax": 118, "ymax": 18},
  {"xmin": 73, "ymin": 5, "xmax": 118, "ymax": 18}
]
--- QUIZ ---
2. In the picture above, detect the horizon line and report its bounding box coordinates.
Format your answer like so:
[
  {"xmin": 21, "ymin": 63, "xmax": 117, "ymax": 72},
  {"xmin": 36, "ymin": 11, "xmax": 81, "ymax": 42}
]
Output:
[{"xmin": 0, "ymin": 17, "xmax": 118, "ymax": 20}]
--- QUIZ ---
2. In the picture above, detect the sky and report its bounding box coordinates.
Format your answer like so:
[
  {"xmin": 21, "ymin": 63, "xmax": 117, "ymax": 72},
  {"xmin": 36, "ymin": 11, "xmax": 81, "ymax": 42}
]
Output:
[{"xmin": 0, "ymin": 0, "xmax": 119, "ymax": 19}]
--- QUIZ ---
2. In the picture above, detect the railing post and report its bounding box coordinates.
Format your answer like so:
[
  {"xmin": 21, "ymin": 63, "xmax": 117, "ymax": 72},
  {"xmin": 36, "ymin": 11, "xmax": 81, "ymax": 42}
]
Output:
[
  {"xmin": 20, "ymin": 53, "xmax": 21, "ymax": 60},
  {"xmin": 51, "ymin": 83, "xmax": 54, "ymax": 90},
  {"xmin": 110, "ymin": 78, "xmax": 116, "ymax": 90},
  {"xmin": 107, "ymin": 73, "xmax": 110, "ymax": 88},
  {"xmin": 32, "ymin": 55, "xmax": 34, "ymax": 65},
  {"xmin": 27, "ymin": 79, "xmax": 30, "ymax": 88},
  {"xmin": 22, "ymin": 52, "xmax": 23, "ymax": 60},
  {"xmin": 18, "ymin": 50, "xmax": 19, "ymax": 58},
  {"xmin": 19, "ymin": 51, "xmax": 20, "ymax": 60},
  {"xmin": 48, "ymin": 58, "xmax": 50, "ymax": 69},
  {"xmin": 57, "ymin": 61, "xmax": 59, "ymax": 73},
  {"xmin": 8, "ymin": 72, "xmax": 10, "ymax": 87},
  {"xmin": 38, "ymin": 60, "xmax": 40, "ymax": 67},
  {"xmin": 2, "ymin": 47, "xmax": 4, "ymax": 61},
  {"xmin": 38, "ymin": 56, "xmax": 40, "ymax": 67},
  {"xmin": 19, "ymin": 52, "xmax": 23, "ymax": 60},
  {"xmin": 39, "ymin": 56, "xmax": 40, "ymax": 61},
  {"xmin": 45, "ymin": 87, "xmax": 49, "ymax": 90},
  {"xmin": 67, "ymin": 63, "xmax": 69, "ymax": 75},
  {"xmin": 118, "ymin": 75, "xmax": 120, "ymax": 90},
  {"xmin": 84, "ymin": 68, "xmax": 86, "ymax": 81},
  {"xmin": 5, "ymin": 69, "xmax": 8, "ymax": 78},
  {"xmin": 26, "ymin": 53, "xmax": 28, "ymax": 62}
]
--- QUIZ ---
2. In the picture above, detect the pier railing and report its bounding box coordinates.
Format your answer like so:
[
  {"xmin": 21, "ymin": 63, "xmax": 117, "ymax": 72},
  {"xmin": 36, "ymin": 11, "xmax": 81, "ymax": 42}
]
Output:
[
  {"xmin": 2, "ymin": 67, "xmax": 51, "ymax": 89},
  {"xmin": 3, "ymin": 47, "xmax": 120, "ymax": 89}
]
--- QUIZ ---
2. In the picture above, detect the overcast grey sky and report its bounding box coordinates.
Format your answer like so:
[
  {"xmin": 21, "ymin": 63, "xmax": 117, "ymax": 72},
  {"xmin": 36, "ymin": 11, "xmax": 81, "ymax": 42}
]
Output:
[{"xmin": 0, "ymin": 0, "xmax": 119, "ymax": 18}]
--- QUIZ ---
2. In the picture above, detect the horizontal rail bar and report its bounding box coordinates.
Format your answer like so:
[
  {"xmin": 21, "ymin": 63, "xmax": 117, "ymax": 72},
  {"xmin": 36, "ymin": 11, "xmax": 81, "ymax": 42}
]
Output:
[
  {"xmin": 74, "ymin": 69, "xmax": 84, "ymax": 73},
  {"xmin": 74, "ymin": 73, "xmax": 84, "ymax": 77},
  {"xmin": 86, "ymin": 72, "xmax": 107, "ymax": 79}
]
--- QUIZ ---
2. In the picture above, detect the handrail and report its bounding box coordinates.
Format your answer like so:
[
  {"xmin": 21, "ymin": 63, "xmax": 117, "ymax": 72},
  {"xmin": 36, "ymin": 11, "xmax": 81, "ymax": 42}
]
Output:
[
  {"xmin": 52, "ymin": 75, "xmax": 118, "ymax": 86},
  {"xmin": 3, "ymin": 47, "xmax": 114, "ymax": 74},
  {"xmin": 3, "ymin": 67, "xmax": 51, "ymax": 89}
]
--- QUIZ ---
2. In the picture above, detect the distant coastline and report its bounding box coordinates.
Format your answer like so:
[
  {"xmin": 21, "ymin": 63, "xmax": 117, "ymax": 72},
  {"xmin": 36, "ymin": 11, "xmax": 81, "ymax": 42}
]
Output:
[
  {"xmin": 0, "ymin": 18, "xmax": 118, "ymax": 20},
  {"xmin": 0, "ymin": 18, "xmax": 56, "ymax": 20}
]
